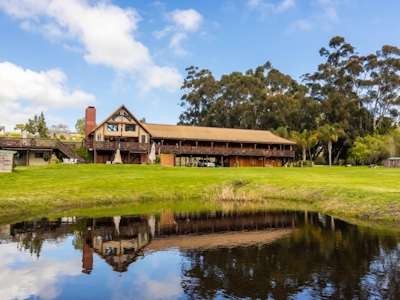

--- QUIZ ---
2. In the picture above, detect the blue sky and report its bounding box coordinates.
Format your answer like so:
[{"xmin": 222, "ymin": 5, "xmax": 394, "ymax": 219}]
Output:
[{"xmin": 0, "ymin": 0, "xmax": 399, "ymax": 132}]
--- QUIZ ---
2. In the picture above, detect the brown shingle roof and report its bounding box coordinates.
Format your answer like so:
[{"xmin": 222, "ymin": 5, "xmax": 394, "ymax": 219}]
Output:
[{"xmin": 142, "ymin": 123, "xmax": 296, "ymax": 145}]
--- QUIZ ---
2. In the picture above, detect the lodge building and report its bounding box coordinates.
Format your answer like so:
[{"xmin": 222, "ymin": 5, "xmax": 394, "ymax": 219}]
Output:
[{"xmin": 85, "ymin": 104, "xmax": 296, "ymax": 167}]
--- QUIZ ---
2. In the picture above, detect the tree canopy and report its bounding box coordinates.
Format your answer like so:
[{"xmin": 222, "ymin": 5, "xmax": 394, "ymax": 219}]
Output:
[
  {"xmin": 179, "ymin": 37, "xmax": 400, "ymax": 164},
  {"xmin": 25, "ymin": 112, "xmax": 48, "ymax": 138}
]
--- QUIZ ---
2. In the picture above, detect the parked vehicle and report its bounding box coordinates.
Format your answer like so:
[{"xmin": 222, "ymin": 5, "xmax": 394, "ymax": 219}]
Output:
[{"xmin": 198, "ymin": 159, "xmax": 215, "ymax": 167}]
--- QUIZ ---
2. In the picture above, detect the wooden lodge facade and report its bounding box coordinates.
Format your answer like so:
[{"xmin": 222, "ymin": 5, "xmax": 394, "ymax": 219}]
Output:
[{"xmin": 86, "ymin": 105, "xmax": 296, "ymax": 167}]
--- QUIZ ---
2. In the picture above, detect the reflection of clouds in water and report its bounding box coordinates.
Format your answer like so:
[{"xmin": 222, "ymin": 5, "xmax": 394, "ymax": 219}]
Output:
[
  {"xmin": 0, "ymin": 243, "xmax": 81, "ymax": 300},
  {"xmin": 132, "ymin": 272, "xmax": 182, "ymax": 300},
  {"xmin": 128, "ymin": 251, "xmax": 183, "ymax": 300}
]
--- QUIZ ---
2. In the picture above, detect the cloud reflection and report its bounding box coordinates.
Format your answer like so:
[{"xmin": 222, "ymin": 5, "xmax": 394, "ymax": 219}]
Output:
[{"xmin": 0, "ymin": 243, "xmax": 81, "ymax": 300}]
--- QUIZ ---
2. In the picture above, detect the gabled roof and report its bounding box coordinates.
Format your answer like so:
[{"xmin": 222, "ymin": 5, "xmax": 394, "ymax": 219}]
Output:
[
  {"xmin": 142, "ymin": 123, "xmax": 296, "ymax": 145},
  {"xmin": 90, "ymin": 104, "xmax": 150, "ymax": 135}
]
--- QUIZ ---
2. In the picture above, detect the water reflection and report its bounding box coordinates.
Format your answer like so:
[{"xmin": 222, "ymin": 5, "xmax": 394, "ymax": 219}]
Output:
[{"xmin": 1, "ymin": 210, "xmax": 400, "ymax": 299}]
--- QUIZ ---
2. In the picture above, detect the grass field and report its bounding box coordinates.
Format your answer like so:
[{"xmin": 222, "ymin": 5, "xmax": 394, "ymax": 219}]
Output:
[{"xmin": 1, "ymin": 164, "xmax": 400, "ymax": 224}]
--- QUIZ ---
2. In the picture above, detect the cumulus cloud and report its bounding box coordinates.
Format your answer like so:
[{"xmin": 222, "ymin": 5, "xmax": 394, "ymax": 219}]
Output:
[
  {"xmin": 154, "ymin": 8, "xmax": 203, "ymax": 56},
  {"xmin": 0, "ymin": 61, "xmax": 95, "ymax": 131},
  {"xmin": 168, "ymin": 9, "xmax": 203, "ymax": 32},
  {"xmin": 0, "ymin": 0, "xmax": 183, "ymax": 92}
]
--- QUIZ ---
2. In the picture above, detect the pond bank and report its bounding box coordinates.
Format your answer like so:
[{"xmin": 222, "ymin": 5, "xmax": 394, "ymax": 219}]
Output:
[{"xmin": 1, "ymin": 164, "xmax": 399, "ymax": 224}]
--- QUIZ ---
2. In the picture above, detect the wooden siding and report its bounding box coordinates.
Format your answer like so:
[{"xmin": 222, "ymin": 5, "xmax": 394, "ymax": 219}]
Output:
[{"xmin": 0, "ymin": 151, "xmax": 15, "ymax": 172}]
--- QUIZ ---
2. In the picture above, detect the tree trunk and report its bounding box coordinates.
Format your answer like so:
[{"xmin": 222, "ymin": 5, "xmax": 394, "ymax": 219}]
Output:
[{"xmin": 328, "ymin": 141, "xmax": 332, "ymax": 167}]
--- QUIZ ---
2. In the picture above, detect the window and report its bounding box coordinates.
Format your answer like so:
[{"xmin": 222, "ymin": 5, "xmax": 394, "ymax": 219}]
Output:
[
  {"xmin": 35, "ymin": 152, "xmax": 44, "ymax": 158},
  {"xmin": 107, "ymin": 123, "xmax": 118, "ymax": 131},
  {"xmin": 141, "ymin": 135, "xmax": 146, "ymax": 143},
  {"xmin": 97, "ymin": 133, "xmax": 102, "ymax": 141},
  {"xmin": 125, "ymin": 124, "xmax": 136, "ymax": 132}
]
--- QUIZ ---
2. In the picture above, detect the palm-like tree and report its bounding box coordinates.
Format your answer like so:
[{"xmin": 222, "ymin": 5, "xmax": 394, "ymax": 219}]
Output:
[
  {"xmin": 317, "ymin": 123, "xmax": 344, "ymax": 167},
  {"xmin": 290, "ymin": 129, "xmax": 318, "ymax": 161}
]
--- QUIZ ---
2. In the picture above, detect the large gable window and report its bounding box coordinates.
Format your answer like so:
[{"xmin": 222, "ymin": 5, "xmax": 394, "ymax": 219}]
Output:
[
  {"xmin": 125, "ymin": 124, "xmax": 136, "ymax": 132},
  {"xmin": 107, "ymin": 123, "xmax": 118, "ymax": 132}
]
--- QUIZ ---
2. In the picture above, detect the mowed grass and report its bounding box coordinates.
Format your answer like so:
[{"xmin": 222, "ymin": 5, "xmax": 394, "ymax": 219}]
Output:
[{"xmin": 1, "ymin": 164, "xmax": 400, "ymax": 223}]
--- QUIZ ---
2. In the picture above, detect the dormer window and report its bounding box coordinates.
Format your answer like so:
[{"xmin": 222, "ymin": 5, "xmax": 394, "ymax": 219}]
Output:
[{"xmin": 107, "ymin": 123, "xmax": 118, "ymax": 131}]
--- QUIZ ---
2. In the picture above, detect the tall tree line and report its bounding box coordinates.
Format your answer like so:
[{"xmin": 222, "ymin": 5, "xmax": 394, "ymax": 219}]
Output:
[{"xmin": 179, "ymin": 37, "xmax": 400, "ymax": 164}]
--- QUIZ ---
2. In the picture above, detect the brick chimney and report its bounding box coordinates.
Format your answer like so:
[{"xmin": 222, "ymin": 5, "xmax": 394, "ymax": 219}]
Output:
[{"xmin": 85, "ymin": 106, "xmax": 96, "ymax": 142}]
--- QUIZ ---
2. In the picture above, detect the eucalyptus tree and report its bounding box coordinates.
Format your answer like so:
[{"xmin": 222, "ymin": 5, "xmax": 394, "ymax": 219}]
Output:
[
  {"xmin": 317, "ymin": 123, "xmax": 344, "ymax": 167},
  {"xmin": 179, "ymin": 66, "xmax": 220, "ymax": 126},
  {"xmin": 363, "ymin": 45, "xmax": 400, "ymax": 131}
]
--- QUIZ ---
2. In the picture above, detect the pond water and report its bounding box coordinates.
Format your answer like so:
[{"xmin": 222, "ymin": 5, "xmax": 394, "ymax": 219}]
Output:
[{"xmin": 0, "ymin": 210, "xmax": 400, "ymax": 300}]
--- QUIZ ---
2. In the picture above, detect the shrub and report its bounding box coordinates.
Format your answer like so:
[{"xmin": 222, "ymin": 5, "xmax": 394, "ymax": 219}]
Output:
[{"xmin": 72, "ymin": 146, "xmax": 94, "ymax": 163}]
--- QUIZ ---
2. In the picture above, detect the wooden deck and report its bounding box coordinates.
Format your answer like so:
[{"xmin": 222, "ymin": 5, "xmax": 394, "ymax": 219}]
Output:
[{"xmin": 0, "ymin": 138, "xmax": 85, "ymax": 163}]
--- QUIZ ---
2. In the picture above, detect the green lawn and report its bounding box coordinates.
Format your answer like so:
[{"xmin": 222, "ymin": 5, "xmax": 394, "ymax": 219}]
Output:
[{"xmin": 1, "ymin": 164, "xmax": 400, "ymax": 223}]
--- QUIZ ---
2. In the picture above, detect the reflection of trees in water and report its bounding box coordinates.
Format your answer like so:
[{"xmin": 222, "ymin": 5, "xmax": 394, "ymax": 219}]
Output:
[
  {"xmin": 181, "ymin": 218, "xmax": 400, "ymax": 299},
  {"xmin": 20, "ymin": 238, "xmax": 44, "ymax": 259}
]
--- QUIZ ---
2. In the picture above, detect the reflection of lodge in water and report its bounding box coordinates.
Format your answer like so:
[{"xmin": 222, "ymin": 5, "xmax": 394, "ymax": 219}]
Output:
[{"xmin": 4, "ymin": 211, "xmax": 298, "ymax": 273}]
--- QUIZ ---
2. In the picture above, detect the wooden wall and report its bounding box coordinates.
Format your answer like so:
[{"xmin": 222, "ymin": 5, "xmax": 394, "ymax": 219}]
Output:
[{"xmin": 0, "ymin": 152, "xmax": 14, "ymax": 172}]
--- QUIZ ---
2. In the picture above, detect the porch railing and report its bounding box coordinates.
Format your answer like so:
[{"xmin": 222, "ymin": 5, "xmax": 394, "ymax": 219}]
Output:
[
  {"xmin": 0, "ymin": 137, "xmax": 58, "ymax": 148},
  {"xmin": 1, "ymin": 138, "xmax": 294, "ymax": 158}
]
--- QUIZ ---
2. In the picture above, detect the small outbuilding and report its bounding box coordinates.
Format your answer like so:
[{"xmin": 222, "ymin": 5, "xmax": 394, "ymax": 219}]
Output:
[
  {"xmin": 0, "ymin": 150, "xmax": 17, "ymax": 172},
  {"xmin": 384, "ymin": 157, "xmax": 400, "ymax": 168}
]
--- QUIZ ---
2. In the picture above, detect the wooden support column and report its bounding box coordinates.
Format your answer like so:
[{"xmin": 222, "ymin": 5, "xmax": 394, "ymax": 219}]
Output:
[
  {"xmin": 221, "ymin": 155, "xmax": 224, "ymax": 167},
  {"xmin": 94, "ymin": 149, "xmax": 98, "ymax": 164}
]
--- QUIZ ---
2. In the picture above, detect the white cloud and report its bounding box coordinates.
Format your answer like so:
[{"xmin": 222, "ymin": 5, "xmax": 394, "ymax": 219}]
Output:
[
  {"xmin": 0, "ymin": 0, "xmax": 183, "ymax": 92},
  {"xmin": 168, "ymin": 9, "xmax": 203, "ymax": 32},
  {"xmin": 154, "ymin": 8, "xmax": 203, "ymax": 57},
  {"xmin": 247, "ymin": 0, "xmax": 294, "ymax": 16},
  {"xmin": 286, "ymin": 19, "xmax": 313, "ymax": 33},
  {"xmin": 286, "ymin": 0, "xmax": 343, "ymax": 33},
  {"xmin": 275, "ymin": 0, "xmax": 295, "ymax": 13},
  {"xmin": 0, "ymin": 61, "xmax": 95, "ymax": 131},
  {"xmin": 312, "ymin": 0, "xmax": 341, "ymax": 26}
]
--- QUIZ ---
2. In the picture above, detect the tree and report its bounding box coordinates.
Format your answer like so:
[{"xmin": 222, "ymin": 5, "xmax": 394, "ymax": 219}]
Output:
[
  {"xmin": 290, "ymin": 129, "xmax": 318, "ymax": 161},
  {"xmin": 14, "ymin": 124, "xmax": 26, "ymax": 134},
  {"xmin": 349, "ymin": 133, "xmax": 390, "ymax": 164},
  {"xmin": 317, "ymin": 123, "xmax": 344, "ymax": 167},
  {"xmin": 139, "ymin": 117, "xmax": 146, "ymax": 123},
  {"xmin": 363, "ymin": 45, "xmax": 400, "ymax": 131},
  {"xmin": 75, "ymin": 118, "xmax": 85, "ymax": 135},
  {"xmin": 179, "ymin": 66, "xmax": 220, "ymax": 126},
  {"xmin": 25, "ymin": 112, "xmax": 48, "ymax": 138}
]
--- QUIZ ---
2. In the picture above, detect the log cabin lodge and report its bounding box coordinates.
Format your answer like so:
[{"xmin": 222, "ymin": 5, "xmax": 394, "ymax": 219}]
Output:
[{"xmin": 85, "ymin": 105, "xmax": 296, "ymax": 167}]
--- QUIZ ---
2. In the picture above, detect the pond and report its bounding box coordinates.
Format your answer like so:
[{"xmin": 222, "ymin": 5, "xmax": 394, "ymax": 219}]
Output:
[{"xmin": 1, "ymin": 209, "xmax": 400, "ymax": 299}]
